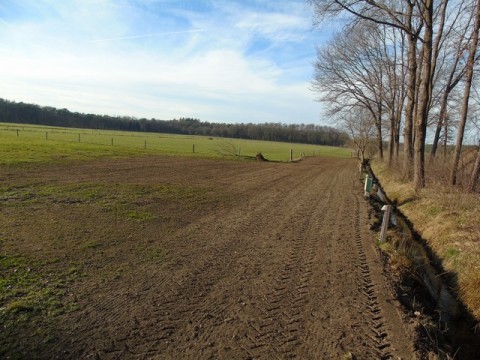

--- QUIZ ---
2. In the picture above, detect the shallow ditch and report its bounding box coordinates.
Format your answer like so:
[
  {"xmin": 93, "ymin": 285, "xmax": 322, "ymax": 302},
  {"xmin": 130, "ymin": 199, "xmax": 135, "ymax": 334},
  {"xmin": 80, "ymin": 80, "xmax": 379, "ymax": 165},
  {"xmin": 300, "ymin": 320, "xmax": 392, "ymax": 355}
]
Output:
[{"xmin": 365, "ymin": 166, "xmax": 480, "ymax": 359}]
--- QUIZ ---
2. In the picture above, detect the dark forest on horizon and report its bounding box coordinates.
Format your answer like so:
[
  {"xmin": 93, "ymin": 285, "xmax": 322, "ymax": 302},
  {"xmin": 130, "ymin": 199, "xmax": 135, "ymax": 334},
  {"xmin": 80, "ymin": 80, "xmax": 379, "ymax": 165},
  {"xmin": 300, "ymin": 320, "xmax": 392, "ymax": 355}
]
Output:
[{"xmin": 0, "ymin": 98, "xmax": 349, "ymax": 147}]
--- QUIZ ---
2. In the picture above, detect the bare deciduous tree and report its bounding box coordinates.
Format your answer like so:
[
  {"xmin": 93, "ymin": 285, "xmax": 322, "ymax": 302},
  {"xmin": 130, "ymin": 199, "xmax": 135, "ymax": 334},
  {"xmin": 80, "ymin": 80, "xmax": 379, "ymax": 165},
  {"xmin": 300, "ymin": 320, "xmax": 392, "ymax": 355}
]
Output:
[
  {"xmin": 309, "ymin": 0, "xmax": 427, "ymax": 188},
  {"xmin": 312, "ymin": 22, "xmax": 389, "ymax": 160},
  {"xmin": 450, "ymin": 0, "xmax": 480, "ymax": 185},
  {"xmin": 430, "ymin": 0, "xmax": 476, "ymax": 160},
  {"xmin": 341, "ymin": 107, "xmax": 377, "ymax": 164},
  {"xmin": 310, "ymin": 0, "xmax": 479, "ymax": 191}
]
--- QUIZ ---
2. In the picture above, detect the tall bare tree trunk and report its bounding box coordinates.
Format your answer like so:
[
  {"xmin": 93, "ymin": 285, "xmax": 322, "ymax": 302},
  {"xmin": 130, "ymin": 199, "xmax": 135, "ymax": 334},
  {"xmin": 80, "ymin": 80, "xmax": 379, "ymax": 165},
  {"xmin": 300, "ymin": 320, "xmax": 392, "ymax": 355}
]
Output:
[
  {"xmin": 395, "ymin": 27, "xmax": 406, "ymax": 163},
  {"xmin": 404, "ymin": 31, "xmax": 417, "ymax": 179},
  {"xmin": 443, "ymin": 120, "xmax": 449, "ymax": 159},
  {"xmin": 395, "ymin": 117, "xmax": 401, "ymax": 158},
  {"xmin": 469, "ymin": 147, "xmax": 480, "ymax": 192},
  {"xmin": 427, "ymin": 0, "xmax": 448, "ymax": 111},
  {"xmin": 375, "ymin": 64, "xmax": 384, "ymax": 161},
  {"xmin": 450, "ymin": 0, "xmax": 480, "ymax": 186},
  {"xmin": 426, "ymin": 0, "xmax": 447, "ymax": 163},
  {"xmin": 388, "ymin": 112, "xmax": 395, "ymax": 166},
  {"xmin": 430, "ymin": 17, "xmax": 471, "ymax": 160},
  {"xmin": 376, "ymin": 108, "xmax": 384, "ymax": 161},
  {"xmin": 430, "ymin": 90, "xmax": 449, "ymax": 161},
  {"xmin": 414, "ymin": 0, "xmax": 434, "ymax": 191}
]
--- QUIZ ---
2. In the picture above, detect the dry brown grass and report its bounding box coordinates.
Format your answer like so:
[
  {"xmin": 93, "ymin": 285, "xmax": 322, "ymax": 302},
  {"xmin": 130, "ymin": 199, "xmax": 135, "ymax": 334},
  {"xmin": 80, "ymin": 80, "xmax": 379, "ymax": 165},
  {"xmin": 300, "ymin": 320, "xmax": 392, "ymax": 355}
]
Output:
[{"xmin": 372, "ymin": 157, "xmax": 480, "ymax": 320}]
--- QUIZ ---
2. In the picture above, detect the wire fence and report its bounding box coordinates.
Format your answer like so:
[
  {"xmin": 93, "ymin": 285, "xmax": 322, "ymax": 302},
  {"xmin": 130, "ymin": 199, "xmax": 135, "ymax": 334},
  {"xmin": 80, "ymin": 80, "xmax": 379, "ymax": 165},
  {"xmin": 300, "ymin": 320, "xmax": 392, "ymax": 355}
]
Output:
[
  {"xmin": 0, "ymin": 123, "xmax": 347, "ymax": 161},
  {"xmin": 0, "ymin": 124, "xmax": 201, "ymax": 153}
]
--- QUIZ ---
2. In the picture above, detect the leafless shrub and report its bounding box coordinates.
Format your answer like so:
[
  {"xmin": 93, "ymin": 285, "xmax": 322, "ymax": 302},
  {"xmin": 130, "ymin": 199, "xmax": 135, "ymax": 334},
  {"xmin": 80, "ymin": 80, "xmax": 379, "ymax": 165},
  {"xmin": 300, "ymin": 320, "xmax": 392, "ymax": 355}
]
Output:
[{"xmin": 214, "ymin": 140, "xmax": 240, "ymax": 157}]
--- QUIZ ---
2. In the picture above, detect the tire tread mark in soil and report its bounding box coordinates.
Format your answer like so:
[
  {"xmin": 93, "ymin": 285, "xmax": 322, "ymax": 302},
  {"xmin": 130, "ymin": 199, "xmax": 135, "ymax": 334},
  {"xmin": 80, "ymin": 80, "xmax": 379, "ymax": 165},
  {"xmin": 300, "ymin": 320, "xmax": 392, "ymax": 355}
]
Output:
[
  {"xmin": 255, "ymin": 213, "xmax": 312, "ymax": 358},
  {"xmin": 248, "ymin": 173, "xmax": 336, "ymax": 359},
  {"xmin": 130, "ymin": 167, "xmax": 324, "ymax": 358},
  {"xmin": 23, "ymin": 158, "xmax": 416, "ymax": 359},
  {"xmin": 353, "ymin": 193, "xmax": 393, "ymax": 360}
]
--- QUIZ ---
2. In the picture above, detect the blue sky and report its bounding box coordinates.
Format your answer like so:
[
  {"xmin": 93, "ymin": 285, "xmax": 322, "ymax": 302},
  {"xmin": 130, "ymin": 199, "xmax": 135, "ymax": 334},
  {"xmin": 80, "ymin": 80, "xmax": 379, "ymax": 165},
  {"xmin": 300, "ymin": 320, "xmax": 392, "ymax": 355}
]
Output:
[{"xmin": 0, "ymin": 0, "xmax": 332, "ymax": 124}]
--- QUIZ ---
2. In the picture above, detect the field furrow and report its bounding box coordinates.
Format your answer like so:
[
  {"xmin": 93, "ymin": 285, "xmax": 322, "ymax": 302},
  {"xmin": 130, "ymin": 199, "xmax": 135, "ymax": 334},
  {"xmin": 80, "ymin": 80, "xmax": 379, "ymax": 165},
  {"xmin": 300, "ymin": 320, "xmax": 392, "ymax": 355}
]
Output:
[{"xmin": 0, "ymin": 156, "xmax": 415, "ymax": 359}]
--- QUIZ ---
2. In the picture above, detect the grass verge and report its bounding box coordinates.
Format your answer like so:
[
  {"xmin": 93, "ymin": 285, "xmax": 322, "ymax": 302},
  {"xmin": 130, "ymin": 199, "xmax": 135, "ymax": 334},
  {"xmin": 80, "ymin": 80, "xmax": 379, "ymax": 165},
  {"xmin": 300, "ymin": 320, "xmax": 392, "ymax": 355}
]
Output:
[{"xmin": 372, "ymin": 160, "xmax": 480, "ymax": 320}]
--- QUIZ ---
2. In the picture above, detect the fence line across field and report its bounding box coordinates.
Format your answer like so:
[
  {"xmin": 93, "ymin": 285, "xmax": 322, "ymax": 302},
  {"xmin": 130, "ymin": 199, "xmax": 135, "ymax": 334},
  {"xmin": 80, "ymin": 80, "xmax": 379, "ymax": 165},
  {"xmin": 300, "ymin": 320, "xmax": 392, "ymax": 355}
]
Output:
[
  {"xmin": 1, "ymin": 126, "xmax": 319, "ymax": 161},
  {"xmin": 0, "ymin": 126, "xmax": 197, "ymax": 151}
]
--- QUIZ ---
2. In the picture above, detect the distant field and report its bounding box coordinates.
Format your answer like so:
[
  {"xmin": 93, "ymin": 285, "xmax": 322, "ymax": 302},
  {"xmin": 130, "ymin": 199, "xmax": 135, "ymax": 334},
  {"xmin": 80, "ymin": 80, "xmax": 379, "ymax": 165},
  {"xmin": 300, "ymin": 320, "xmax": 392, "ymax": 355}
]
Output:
[{"xmin": 0, "ymin": 122, "xmax": 350, "ymax": 164}]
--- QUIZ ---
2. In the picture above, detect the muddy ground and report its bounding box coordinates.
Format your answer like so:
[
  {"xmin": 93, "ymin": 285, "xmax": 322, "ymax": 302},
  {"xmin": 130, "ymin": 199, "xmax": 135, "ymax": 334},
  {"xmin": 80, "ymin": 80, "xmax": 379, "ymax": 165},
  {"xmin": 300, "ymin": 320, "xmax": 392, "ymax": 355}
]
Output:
[{"xmin": 1, "ymin": 156, "xmax": 419, "ymax": 359}]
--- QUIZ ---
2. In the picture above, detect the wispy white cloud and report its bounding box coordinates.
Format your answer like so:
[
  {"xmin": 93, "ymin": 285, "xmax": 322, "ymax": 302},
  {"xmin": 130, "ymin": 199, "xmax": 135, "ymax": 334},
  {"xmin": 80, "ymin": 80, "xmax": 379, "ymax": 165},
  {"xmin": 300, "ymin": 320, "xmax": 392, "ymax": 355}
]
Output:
[
  {"xmin": 0, "ymin": 0, "xmax": 326, "ymax": 124},
  {"xmin": 233, "ymin": 9, "xmax": 309, "ymax": 42},
  {"xmin": 89, "ymin": 28, "xmax": 205, "ymax": 43}
]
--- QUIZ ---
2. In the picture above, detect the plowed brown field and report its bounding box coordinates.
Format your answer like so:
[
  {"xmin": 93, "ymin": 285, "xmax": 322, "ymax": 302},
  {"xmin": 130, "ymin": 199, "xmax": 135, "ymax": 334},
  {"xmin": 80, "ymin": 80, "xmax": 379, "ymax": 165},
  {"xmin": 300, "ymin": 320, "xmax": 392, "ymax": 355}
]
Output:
[{"xmin": 1, "ymin": 156, "xmax": 416, "ymax": 359}]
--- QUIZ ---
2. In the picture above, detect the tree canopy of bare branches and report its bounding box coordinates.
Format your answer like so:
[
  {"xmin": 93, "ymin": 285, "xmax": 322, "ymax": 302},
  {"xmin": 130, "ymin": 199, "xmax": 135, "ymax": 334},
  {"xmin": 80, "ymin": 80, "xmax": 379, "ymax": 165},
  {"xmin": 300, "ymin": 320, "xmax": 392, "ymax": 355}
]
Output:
[{"xmin": 309, "ymin": 0, "xmax": 480, "ymax": 191}]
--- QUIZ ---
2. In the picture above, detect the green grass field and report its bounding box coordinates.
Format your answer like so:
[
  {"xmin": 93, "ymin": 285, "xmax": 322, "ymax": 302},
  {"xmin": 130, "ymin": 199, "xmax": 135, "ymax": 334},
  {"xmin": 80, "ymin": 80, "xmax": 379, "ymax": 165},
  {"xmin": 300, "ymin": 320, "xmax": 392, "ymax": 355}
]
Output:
[{"xmin": 0, "ymin": 122, "xmax": 350, "ymax": 165}]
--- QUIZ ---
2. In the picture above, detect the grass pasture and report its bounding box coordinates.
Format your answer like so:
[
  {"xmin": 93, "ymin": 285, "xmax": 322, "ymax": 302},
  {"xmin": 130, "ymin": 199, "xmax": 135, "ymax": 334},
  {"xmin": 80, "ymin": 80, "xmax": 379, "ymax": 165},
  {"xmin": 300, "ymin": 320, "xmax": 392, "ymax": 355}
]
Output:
[{"xmin": 0, "ymin": 122, "xmax": 350, "ymax": 165}]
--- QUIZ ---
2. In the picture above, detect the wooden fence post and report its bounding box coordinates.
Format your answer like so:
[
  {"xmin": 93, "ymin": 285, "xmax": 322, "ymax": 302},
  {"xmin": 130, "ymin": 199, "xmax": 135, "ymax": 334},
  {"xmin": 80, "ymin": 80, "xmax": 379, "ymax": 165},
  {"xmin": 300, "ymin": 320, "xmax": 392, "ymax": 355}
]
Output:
[{"xmin": 290, "ymin": 149, "xmax": 293, "ymax": 162}]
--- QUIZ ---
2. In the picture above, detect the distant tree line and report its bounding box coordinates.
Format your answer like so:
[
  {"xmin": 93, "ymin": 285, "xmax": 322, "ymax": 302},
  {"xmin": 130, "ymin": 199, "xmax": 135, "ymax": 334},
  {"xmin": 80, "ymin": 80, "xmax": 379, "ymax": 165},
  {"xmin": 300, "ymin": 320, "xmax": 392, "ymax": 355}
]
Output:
[{"xmin": 0, "ymin": 98, "xmax": 349, "ymax": 147}]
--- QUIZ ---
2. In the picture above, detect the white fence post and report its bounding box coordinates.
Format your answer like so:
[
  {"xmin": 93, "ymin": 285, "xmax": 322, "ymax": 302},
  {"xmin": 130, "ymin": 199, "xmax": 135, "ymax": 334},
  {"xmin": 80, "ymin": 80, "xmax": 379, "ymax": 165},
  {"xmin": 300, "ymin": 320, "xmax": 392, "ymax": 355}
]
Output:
[{"xmin": 379, "ymin": 205, "xmax": 392, "ymax": 243}]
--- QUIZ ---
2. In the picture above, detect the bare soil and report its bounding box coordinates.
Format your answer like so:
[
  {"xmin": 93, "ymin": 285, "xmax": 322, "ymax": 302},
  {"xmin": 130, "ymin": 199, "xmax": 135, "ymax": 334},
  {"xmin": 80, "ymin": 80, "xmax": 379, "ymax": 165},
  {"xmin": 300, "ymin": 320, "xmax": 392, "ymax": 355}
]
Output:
[{"xmin": 1, "ymin": 156, "xmax": 417, "ymax": 359}]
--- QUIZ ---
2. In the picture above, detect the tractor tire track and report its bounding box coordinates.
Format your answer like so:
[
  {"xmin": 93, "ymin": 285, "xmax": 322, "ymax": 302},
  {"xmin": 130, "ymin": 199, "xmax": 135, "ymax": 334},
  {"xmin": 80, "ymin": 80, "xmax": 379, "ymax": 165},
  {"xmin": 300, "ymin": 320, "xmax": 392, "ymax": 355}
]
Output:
[{"xmin": 13, "ymin": 156, "xmax": 417, "ymax": 359}]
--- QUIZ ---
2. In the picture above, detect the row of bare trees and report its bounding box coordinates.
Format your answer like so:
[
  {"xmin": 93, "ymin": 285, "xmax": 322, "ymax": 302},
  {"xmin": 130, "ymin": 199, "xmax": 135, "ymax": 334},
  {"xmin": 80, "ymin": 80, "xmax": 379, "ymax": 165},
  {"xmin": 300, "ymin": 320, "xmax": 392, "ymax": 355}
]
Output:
[{"xmin": 309, "ymin": 0, "xmax": 480, "ymax": 191}]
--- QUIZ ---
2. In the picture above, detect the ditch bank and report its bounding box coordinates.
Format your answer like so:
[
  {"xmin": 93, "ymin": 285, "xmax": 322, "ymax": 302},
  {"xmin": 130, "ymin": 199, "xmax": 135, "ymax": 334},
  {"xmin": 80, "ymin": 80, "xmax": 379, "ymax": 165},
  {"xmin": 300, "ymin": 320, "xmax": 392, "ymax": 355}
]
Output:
[{"xmin": 365, "ymin": 165, "xmax": 480, "ymax": 359}]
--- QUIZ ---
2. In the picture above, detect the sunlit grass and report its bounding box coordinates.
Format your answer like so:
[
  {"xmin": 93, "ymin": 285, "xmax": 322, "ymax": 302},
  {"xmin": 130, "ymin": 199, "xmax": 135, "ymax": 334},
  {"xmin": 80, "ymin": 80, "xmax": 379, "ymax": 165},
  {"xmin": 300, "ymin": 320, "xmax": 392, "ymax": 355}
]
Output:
[
  {"xmin": 0, "ymin": 122, "xmax": 350, "ymax": 165},
  {"xmin": 372, "ymin": 160, "xmax": 480, "ymax": 319}
]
